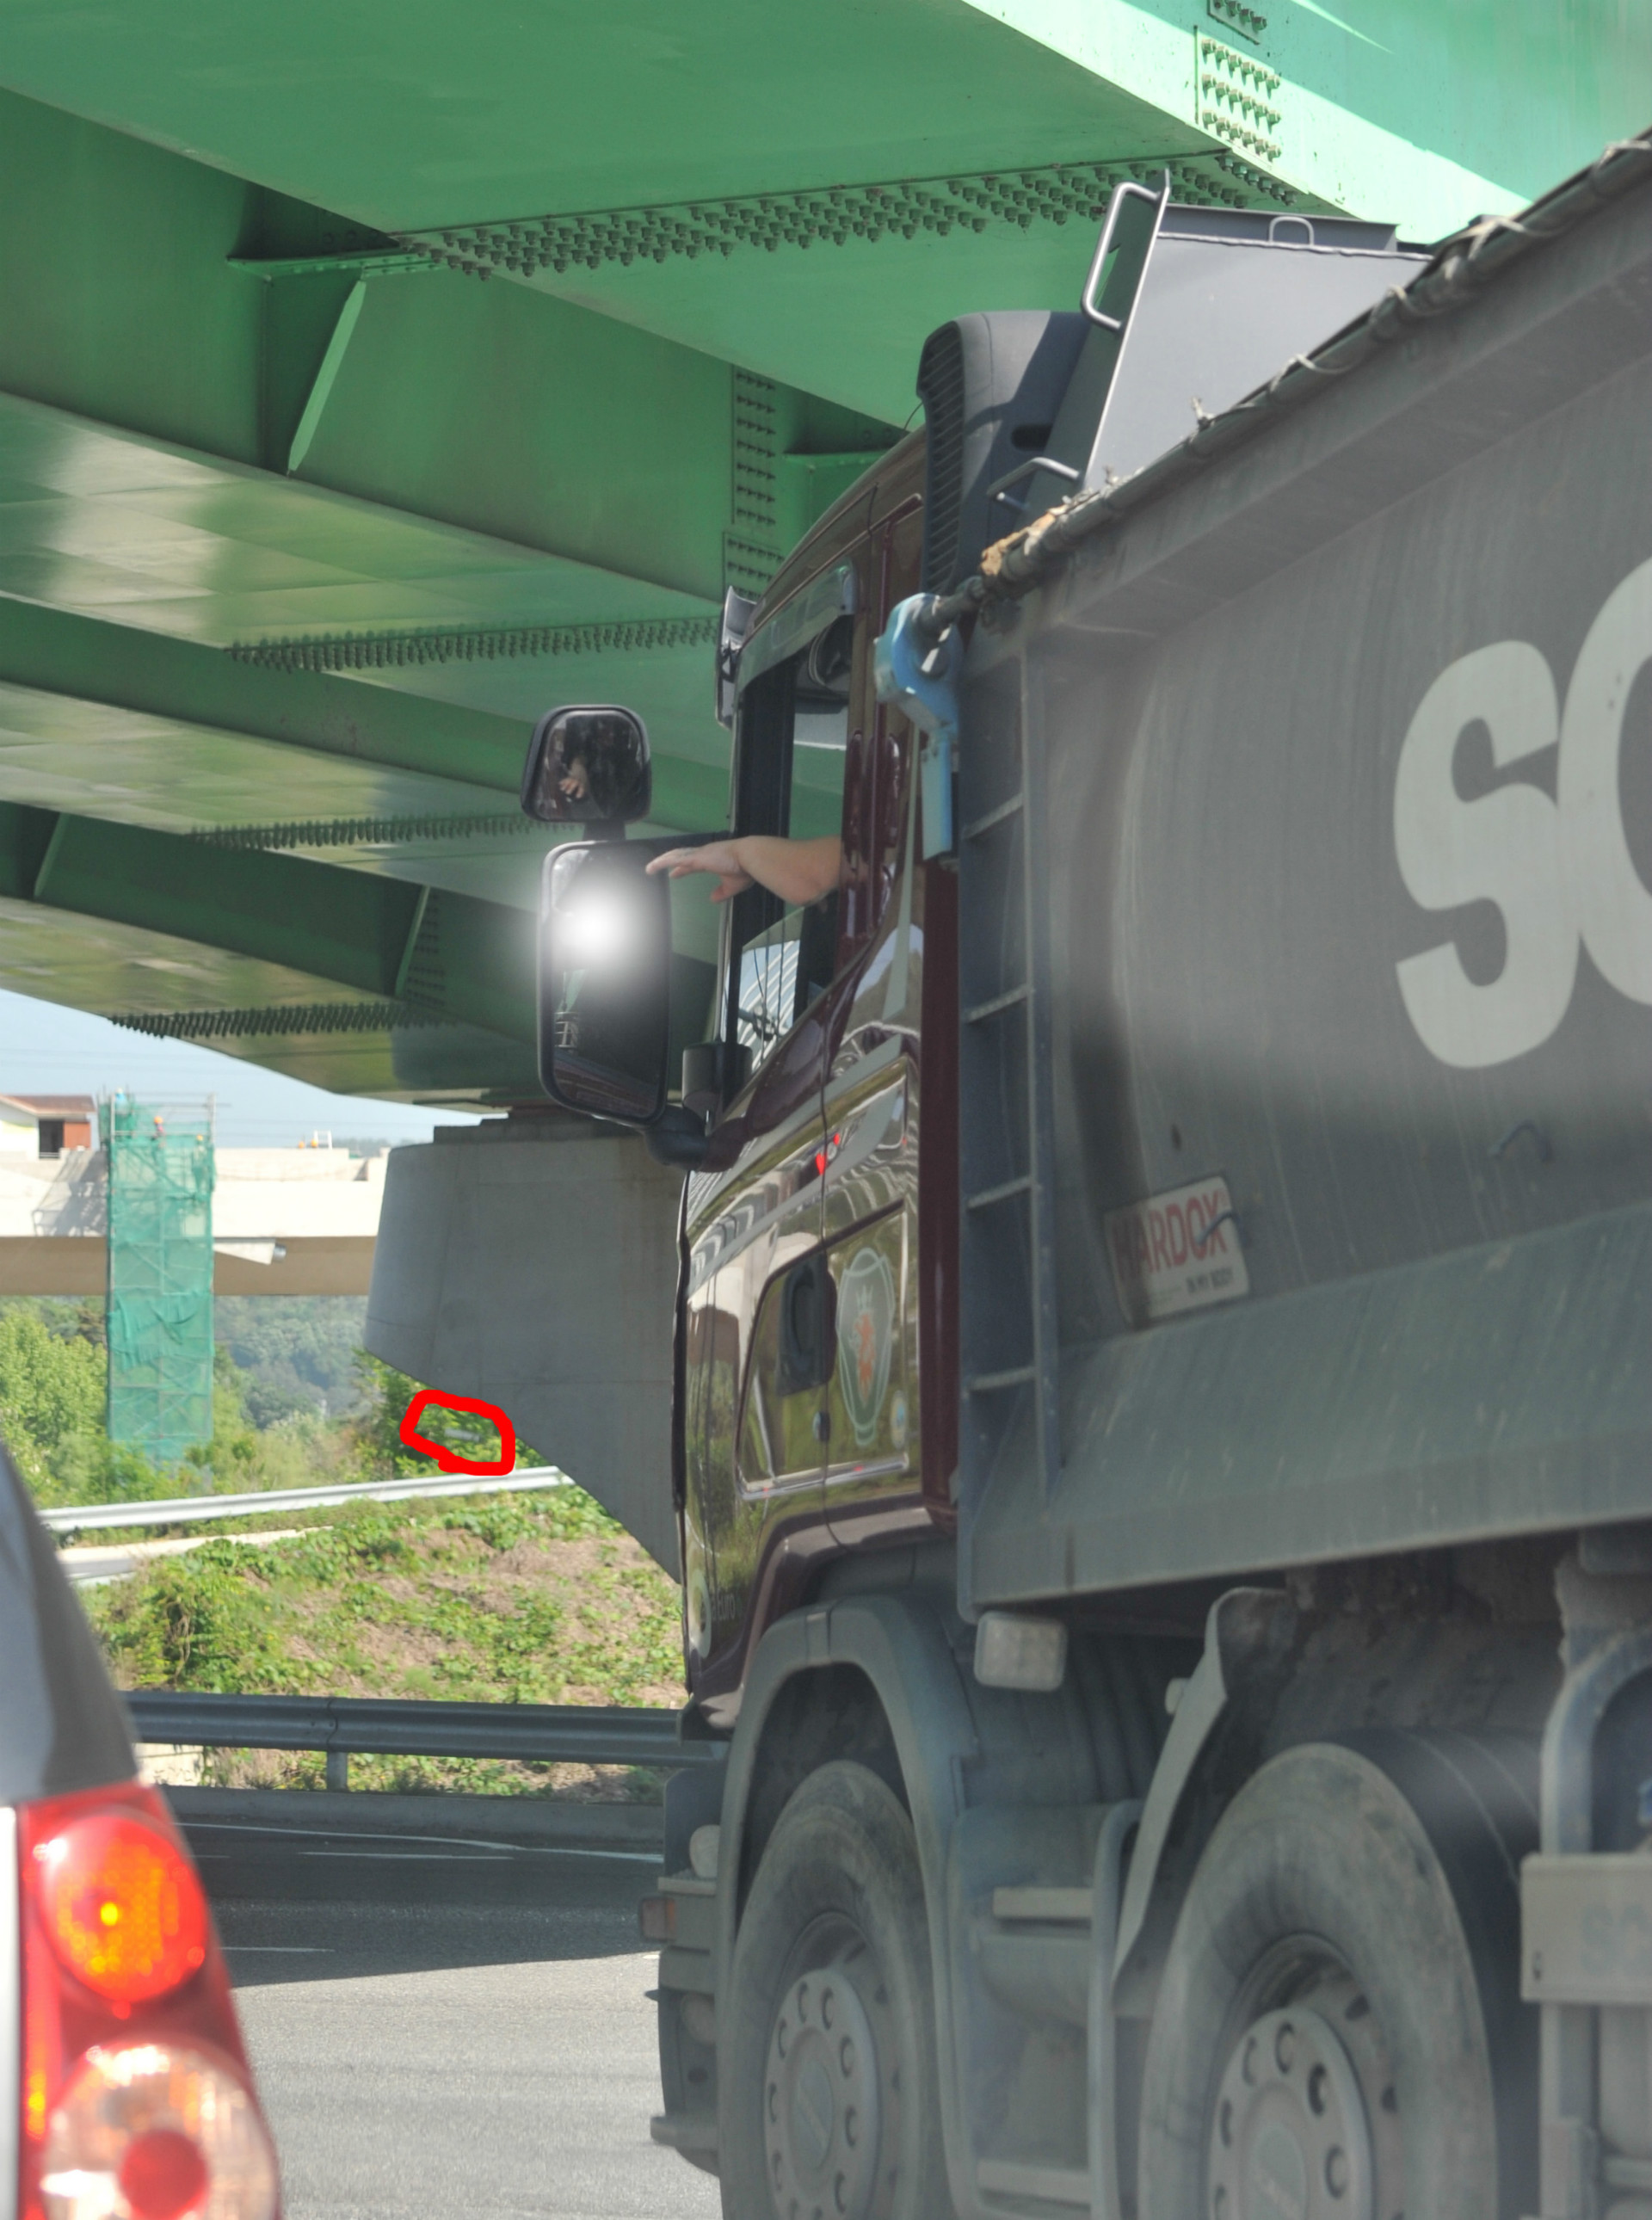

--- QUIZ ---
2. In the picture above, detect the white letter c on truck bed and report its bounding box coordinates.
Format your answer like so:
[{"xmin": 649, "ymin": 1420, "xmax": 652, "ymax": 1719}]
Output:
[{"xmin": 1558, "ymin": 557, "xmax": 1652, "ymax": 1008}]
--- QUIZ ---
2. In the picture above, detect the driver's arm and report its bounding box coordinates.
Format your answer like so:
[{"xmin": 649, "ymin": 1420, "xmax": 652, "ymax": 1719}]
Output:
[{"xmin": 646, "ymin": 836, "xmax": 841, "ymax": 908}]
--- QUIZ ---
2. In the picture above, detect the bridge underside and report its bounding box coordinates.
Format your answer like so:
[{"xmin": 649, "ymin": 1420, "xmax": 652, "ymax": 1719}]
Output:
[{"xmin": 0, "ymin": 0, "xmax": 1643, "ymax": 1107}]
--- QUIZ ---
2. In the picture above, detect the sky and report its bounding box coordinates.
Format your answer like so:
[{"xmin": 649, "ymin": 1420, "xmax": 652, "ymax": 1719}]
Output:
[{"xmin": 0, "ymin": 990, "xmax": 482, "ymax": 1149}]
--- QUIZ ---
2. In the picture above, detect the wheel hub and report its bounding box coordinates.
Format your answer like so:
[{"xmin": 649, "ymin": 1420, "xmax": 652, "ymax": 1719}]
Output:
[
  {"xmin": 1208, "ymin": 2006, "xmax": 1375, "ymax": 2220},
  {"xmin": 764, "ymin": 1965, "xmax": 880, "ymax": 2220}
]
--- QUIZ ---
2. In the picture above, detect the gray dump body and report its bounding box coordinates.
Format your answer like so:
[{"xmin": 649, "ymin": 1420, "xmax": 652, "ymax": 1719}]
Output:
[{"xmin": 957, "ymin": 164, "xmax": 1652, "ymax": 1613}]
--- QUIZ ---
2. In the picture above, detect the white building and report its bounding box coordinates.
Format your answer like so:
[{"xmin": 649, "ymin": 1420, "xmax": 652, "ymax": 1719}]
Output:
[{"xmin": 0, "ymin": 1139, "xmax": 386, "ymax": 1296}]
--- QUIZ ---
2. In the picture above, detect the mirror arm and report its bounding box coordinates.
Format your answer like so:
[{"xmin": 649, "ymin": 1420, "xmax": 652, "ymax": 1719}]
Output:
[{"xmin": 645, "ymin": 1105, "xmax": 711, "ymax": 1170}]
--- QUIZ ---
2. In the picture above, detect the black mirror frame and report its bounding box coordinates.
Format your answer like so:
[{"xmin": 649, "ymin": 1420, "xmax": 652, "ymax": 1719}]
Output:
[
  {"xmin": 520, "ymin": 704, "xmax": 652, "ymax": 829},
  {"xmin": 537, "ymin": 841, "xmax": 672, "ymax": 1126}
]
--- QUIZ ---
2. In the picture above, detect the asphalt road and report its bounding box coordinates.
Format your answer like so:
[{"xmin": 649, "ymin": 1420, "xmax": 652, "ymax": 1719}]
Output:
[{"xmin": 182, "ymin": 1814, "xmax": 722, "ymax": 2220}]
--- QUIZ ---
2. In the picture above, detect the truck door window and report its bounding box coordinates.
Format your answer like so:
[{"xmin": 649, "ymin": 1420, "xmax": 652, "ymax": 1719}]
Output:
[
  {"xmin": 730, "ymin": 615, "xmax": 853, "ymax": 1074},
  {"xmin": 737, "ymin": 1264, "xmax": 829, "ymax": 1497}
]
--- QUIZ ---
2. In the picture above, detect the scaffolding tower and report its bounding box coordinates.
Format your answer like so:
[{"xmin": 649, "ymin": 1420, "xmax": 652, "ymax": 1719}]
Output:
[{"xmin": 103, "ymin": 1095, "xmax": 215, "ymax": 1468}]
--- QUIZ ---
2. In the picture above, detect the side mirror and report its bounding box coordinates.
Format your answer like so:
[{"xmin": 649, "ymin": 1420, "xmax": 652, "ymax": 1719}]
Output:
[
  {"xmin": 539, "ymin": 842, "xmax": 670, "ymax": 1124},
  {"xmin": 521, "ymin": 706, "xmax": 652, "ymax": 827}
]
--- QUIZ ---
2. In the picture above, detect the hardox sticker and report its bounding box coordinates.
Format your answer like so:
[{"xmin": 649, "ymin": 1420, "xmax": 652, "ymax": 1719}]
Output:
[{"xmin": 1104, "ymin": 1174, "xmax": 1249, "ymax": 1327}]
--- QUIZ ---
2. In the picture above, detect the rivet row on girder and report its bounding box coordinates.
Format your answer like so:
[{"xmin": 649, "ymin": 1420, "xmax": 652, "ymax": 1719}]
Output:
[
  {"xmin": 1200, "ymin": 111, "xmax": 1284, "ymax": 162},
  {"xmin": 724, "ymin": 531, "xmax": 781, "ymax": 597},
  {"xmin": 187, "ymin": 812, "xmax": 541, "ymax": 853},
  {"xmin": 1199, "ymin": 35, "xmax": 1282, "ymax": 89},
  {"xmin": 1206, "ymin": 0, "xmax": 1267, "ymax": 41},
  {"xmin": 225, "ymin": 614, "xmax": 718, "ymax": 674},
  {"xmin": 106, "ymin": 1002, "xmax": 453, "ymax": 1040},
  {"xmin": 1199, "ymin": 75, "xmax": 1283, "ymax": 129},
  {"xmin": 398, "ymin": 151, "xmax": 1297, "ymax": 281},
  {"xmin": 1199, "ymin": 38, "xmax": 1285, "ymax": 160},
  {"xmin": 732, "ymin": 368, "xmax": 780, "ymax": 556}
]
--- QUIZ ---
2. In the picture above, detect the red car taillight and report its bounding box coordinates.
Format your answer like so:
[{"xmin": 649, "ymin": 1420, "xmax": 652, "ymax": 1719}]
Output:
[
  {"xmin": 17, "ymin": 1779, "xmax": 279, "ymax": 2220},
  {"xmin": 35, "ymin": 1807, "xmax": 209, "ymax": 2007}
]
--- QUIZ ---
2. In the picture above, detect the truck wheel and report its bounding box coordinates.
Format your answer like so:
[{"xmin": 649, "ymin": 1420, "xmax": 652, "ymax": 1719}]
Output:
[
  {"xmin": 719, "ymin": 1760, "xmax": 952, "ymax": 2220},
  {"xmin": 1137, "ymin": 1737, "xmax": 1534, "ymax": 2220}
]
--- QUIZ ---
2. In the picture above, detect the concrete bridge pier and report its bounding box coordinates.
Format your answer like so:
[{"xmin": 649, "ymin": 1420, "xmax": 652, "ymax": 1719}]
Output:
[{"xmin": 365, "ymin": 1117, "xmax": 682, "ymax": 1571}]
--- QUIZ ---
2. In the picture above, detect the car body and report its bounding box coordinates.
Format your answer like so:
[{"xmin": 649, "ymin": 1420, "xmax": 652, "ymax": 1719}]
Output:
[{"xmin": 1, "ymin": 1440, "xmax": 281, "ymax": 2220}]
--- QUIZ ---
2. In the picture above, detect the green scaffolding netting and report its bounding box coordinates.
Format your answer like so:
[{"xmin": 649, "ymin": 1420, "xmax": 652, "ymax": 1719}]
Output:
[{"xmin": 103, "ymin": 1097, "xmax": 215, "ymax": 1468}]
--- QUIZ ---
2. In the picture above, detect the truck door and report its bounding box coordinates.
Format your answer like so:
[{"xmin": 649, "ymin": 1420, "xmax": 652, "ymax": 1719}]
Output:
[
  {"xmin": 680, "ymin": 589, "xmax": 860, "ymax": 1708},
  {"xmin": 818, "ymin": 503, "xmax": 928, "ymax": 1545}
]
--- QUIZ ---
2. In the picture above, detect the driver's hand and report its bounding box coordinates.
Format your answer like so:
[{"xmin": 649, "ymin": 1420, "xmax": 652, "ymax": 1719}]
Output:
[
  {"xmin": 646, "ymin": 842, "xmax": 752, "ymax": 904},
  {"xmin": 558, "ymin": 760, "xmax": 592, "ymax": 799}
]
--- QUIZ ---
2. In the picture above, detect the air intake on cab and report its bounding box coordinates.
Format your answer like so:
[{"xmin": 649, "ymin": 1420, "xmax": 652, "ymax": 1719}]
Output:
[{"xmin": 915, "ymin": 312, "xmax": 1087, "ymax": 594}]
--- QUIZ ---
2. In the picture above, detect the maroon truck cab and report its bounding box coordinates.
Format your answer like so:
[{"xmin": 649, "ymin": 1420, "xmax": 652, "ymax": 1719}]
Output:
[{"xmin": 674, "ymin": 433, "xmax": 958, "ymax": 1726}]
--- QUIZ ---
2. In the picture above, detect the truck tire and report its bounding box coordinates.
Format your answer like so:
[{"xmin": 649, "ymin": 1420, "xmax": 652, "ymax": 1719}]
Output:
[
  {"xmin": 718, "ymin": 1760, "xmax": 952, "ymax": 2220},
  {"xmin": 1136, "ymin": 1736, "xmax": 1535, "ymax": 2220}
]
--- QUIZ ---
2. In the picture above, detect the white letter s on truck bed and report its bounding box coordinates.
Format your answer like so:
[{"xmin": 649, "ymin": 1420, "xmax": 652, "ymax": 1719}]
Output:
[{"xmin": 1394, "ymin": 559, "xmax": 1652, "ymax": 1070}]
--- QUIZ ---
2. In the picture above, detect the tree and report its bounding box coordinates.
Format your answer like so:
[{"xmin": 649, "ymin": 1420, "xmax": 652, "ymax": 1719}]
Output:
[{"xmin": 0, "ymin": 1306, "xmax": 104, "ymax": 1479}]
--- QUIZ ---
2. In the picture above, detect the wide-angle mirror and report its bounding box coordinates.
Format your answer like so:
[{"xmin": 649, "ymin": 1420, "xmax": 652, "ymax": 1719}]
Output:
[
  {"xmin": 521, "ymin": 706, "xmax": 652, "ymax": 825},
  {"xmin": 538, "ymin": 842, "xmax": 671, "ymax": 1124}
]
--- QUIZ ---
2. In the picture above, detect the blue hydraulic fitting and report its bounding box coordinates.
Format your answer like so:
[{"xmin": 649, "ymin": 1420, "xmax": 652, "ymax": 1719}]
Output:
[{"xmin": 873, "ymin": 595, "xmax": 964, "ymax": 859}]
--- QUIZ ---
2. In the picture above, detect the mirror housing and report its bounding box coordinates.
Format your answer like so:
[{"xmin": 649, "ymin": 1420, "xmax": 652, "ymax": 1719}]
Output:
[
  {"xmin": 521, "ymin": 706, "xmax": 652, "ymax": 828},
  {"xmin": 645, "ymin": 1106, "xmax": 712, "ymax": 1171},
  {"xmin": 538, "ymin": 842, "xmax": 671, "ymax": 1125},
  {"xmin": 681, "ymin": 1039, "xmax": 751, "ymax": 1119}
]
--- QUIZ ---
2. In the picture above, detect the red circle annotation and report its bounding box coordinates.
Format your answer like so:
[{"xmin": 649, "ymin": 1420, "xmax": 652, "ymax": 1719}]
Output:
[{"xmin": 398, "ymin": 1390, "xmax": 517, "ymax": 1477}]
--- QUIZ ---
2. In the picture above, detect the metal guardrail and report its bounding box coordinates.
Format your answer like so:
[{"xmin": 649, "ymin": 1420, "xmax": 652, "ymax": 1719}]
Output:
[
  {"xmin": 125, "ymin": 1692, "xmax": 713, "ymax": 1784},
  {"xmin": 40, "ymin": 1465, "xmax": 571, "ymax": 1535}
]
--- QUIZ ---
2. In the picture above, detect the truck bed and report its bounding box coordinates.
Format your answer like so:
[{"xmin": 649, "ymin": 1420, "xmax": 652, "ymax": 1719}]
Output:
[{"xmin": 957, "ymin": 158, "xmax": 1652, "ymax": 1608}]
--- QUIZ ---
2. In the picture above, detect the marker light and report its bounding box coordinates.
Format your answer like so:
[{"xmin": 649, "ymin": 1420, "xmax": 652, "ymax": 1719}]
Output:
[
  {"xmin": 37, "ymin": 1812, "xmax": 209, "ymax": 2005},
  {"xmin": 39, "ymin": 2043, "xmax": 278, "ymax": 2220}
]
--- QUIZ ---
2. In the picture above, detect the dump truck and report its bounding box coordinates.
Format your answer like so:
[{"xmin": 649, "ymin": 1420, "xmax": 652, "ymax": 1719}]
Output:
[{"xmin": 523, "ymin": 135, "xmax": 1652, "ymax": 2220}]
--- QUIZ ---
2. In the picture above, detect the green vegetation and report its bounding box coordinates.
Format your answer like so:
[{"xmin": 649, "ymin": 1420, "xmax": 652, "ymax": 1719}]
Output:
[
  {"xmin": 215, "ymin": 1296, "xmax": 370, "ymax": 1428},
  {"xmin": 1, "ymin": 1294, "xmax": 686, "ymax": 1796},
  {"xmin": 0, "ymin": 1302, "xmax": 176, "ymax": 1506},
  {"xmin": 85, "ymin": 1487, "xmax": 684, "ymax": 1797},
  {"xmin": 0, "ymin": 1298, "xmax": 532, "ymax": 1504}
]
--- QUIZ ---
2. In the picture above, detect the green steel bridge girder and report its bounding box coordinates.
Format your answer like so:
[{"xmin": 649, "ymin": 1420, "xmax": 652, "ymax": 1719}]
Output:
[
  {"xmin": 0, "ymin": 880, "xmax": 542, "ymax": 1102},
  {"xmin": 0, "ymin": 597, "xmax": 733, "ymax": 854},
  {"xmin": 0, "ymin": 595, "xmax": 528, "ymax": 792},
  {"xmin": 0, "ymin": 0, "xmax": 1640, "ymax": 247},
  {"xmin": 0, "ymin": 79, "xmax": 839, "ymax": 1059},
  {"xmin": 0, "ymin": 799, "xmax": 537, "ymax": 1042},
  {"xmin": 0, "ymin": 88, "xmax": 892, "ymax": 604},
  {"xmin": 0, "ymin": 1, "xmax": 1645, "ymax": 1103}
]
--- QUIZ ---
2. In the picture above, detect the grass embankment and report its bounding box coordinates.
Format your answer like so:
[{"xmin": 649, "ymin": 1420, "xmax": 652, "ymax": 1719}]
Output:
[
  {"xmin": 84, "ymin": 1487, "xmax": 686, "ymax": 1800},
  {"xmin": 0, "ymin": 1296, "xmax": 686, "ymax": 1799}
]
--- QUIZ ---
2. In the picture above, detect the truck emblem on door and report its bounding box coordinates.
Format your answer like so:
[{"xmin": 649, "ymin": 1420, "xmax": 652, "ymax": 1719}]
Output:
[
  {"xmin": 1394, "ymin": 553, "xmax": 1652, "ymax": 1069},
  {"xmin": 835, "ymin": 1247, "xmax": 896, "ymax": 1449}
]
